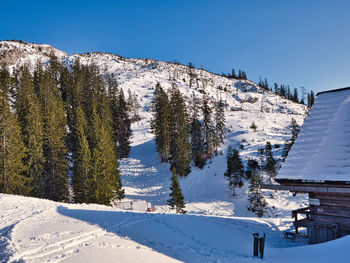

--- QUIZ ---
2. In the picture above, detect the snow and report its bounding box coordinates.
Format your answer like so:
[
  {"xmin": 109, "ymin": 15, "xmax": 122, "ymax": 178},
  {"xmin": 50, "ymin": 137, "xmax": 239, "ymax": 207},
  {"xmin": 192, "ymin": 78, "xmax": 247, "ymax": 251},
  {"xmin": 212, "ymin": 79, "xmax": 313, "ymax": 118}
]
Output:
[
  {"xmin": 1, "ymin": 194, "xmax": 349, "ymax": 263},
  {"xmin": 1, "ymin": 41, "xmax": 346, "ymax": 262},
  {"xmin": 277, "ymin": 88, "xmax": 350, "ymax": 181}
]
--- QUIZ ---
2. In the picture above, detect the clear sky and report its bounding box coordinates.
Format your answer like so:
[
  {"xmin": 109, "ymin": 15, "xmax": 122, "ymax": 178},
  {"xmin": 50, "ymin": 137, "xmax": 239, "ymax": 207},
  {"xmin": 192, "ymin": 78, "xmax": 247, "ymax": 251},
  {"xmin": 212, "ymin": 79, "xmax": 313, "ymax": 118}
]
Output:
[{"xmin": 2, "ymin": 0, "xmax": 350, "ymax": 93}]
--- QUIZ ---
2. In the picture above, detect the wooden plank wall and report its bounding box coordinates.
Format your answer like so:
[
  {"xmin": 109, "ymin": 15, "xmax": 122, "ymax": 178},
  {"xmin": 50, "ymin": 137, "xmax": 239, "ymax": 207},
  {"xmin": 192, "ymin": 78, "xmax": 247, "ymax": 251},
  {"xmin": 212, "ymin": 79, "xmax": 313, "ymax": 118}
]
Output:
[{"xmin": 308, "ymin": 192, "xmax": 350, "ymax": 243}]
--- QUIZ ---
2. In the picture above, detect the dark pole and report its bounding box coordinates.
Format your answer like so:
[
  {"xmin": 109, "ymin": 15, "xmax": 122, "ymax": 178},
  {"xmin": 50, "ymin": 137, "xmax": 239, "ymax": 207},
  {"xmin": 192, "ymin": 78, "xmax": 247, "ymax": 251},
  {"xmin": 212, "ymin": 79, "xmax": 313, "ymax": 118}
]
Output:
[
  {"xmin": 253, "ymin": 233, "xmax": 259, "ymax": 257},
  {"xmin": 259, "ymin": 234, "xmax": 266, "ymax": 259}
]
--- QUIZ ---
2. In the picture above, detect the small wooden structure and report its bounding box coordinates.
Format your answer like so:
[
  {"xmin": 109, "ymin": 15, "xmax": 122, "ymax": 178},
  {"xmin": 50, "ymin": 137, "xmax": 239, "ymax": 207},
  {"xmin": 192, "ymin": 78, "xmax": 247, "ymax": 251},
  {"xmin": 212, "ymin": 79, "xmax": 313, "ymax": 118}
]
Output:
[{"xmin": 263, "ymin": 87, "xmax": 350, "ymax": 244}]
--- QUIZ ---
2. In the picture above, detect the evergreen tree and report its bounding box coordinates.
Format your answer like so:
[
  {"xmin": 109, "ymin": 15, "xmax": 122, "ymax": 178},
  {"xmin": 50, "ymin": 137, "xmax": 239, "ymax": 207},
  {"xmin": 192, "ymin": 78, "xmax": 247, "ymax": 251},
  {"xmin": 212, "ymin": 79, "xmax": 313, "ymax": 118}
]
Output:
[
  {"xmin": 245, "ymin": 158, "xmax": 259, "ymax": 179},
  {"xmin": 214, "ymin": 100, "xmax": 226, "ymax": 152},
  {"xmin": 247, "ymin": 162, "xmax": 266, "ymax": 217},
  {"xmin": 0, "ymin": 67, "xmax": 29, "ymax": 195},
  {"xmin": 169, "ymin": 85, "xmax": 191, "ymax": 176},
  {"xmin": 202, "ymin": 96, "xmax": 215, "ymax": 158},
  {"xmin": 16, "ymin": 66, "xmax": 45, "ymax": 197},
  {"xmin": 241, "ymin": 71, "xmax": 247, "ymax": 80},
  {"xmin": 238, "ymin": 69, "xmax": 242, "ymax": 79},
  {"xmin": 190, "ymin": 93, "xmax": 205, "ymax": 168},
  {"xmin": 280, "ymin": 84, "xmax": 286, "ymax": 98},
  {"xmin": 292, "ymin": 88, "xmax": 299, "ymax": 103},
  {"xmin": 92, "ymin": 113, "xmax": 124, "ymax": 205},
  {"xmin": 111, "ymin": 88, "xmax": 131, "ymax": 159},
  {"xmin": 231, "ymin": 69, "xmax": 236, "ymax": 79},
  {"xmin": 72, "ymin": 106, "xmax": 95, "ymax": 203},
  {"xmin": 264, "ymin": 78, "xmax": 269, "ymax": 90},
  {"xmin": 264, "ymin": 142, "xmax": 276, "ymax": 178},
  {"xmin": 151, "ymin": 83, "xmax": 171, "ymax": 162},
  {"xmin": 307, "ymin": 90, "xmax": 315, "ymax": 107},
  {"xmin": 250, "ymin": 121, "xmax": 257, "ymax": 132},
  {"xmin": 167, "ymin": 168, "xmax": 186, "ymax": 214},
  {"xmin": 282, "ymin": 118, "xmax": 300, "ymax": 161},
  {"xmin": 225, "ymin": 146, "xmax": 244, "ymax": 195},
  {"xmin": 38, "ymin": 69, "xmax": 69, "ymax": 202}
]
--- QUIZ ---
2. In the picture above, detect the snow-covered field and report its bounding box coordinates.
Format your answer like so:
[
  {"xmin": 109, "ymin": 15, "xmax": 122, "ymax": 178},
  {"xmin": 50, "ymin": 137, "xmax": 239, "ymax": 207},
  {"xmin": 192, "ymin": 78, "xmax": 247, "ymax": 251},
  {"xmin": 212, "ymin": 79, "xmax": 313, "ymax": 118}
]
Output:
[
  {"xmin": 1, "ymin": 193, "xmax": 349, "ymax": 263},
  {"xmin": 1, "ymin": 41, "xmax": 348, "ymax": 262}
]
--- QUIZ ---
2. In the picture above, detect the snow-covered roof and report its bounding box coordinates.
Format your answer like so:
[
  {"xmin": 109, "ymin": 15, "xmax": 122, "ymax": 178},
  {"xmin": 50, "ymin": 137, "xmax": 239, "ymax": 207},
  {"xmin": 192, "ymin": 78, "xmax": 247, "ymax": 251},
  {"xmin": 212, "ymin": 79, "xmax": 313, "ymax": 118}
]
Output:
[{"xmin": 277, "ymin": 87, "xmax": 350, "ymax": 182}]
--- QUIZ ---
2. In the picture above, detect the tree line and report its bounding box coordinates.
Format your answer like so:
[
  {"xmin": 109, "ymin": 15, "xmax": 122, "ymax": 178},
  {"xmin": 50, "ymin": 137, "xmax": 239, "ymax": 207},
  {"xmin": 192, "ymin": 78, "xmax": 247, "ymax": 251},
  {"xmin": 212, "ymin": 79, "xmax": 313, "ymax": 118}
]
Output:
[
  {"xmin": 258, "ymin": 78, "xmax": 315, "ymax": 107},
  {"xmin": 151, "ymin": 83, "xmax": 227, "ymax": 213},
  {"xmin": 221, "ymin": 68, "xmax": 248, "ymax": 80},
  {"xmin": 221, "ymin": 67, "xmax": 315, "ymax": 108},
  {"xmin": 0, "ymin": 55, "xmax": 132, "ymax": 205},
  {"xmin": 151, "ymin": 83, "xmax": 226, "ymax": 175}
]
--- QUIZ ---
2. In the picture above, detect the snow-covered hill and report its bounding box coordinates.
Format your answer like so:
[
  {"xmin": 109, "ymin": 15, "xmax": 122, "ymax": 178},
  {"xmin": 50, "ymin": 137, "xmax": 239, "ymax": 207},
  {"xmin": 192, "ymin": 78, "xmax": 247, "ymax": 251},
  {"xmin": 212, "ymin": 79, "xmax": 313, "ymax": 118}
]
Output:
[
  {"xmin": 0, "ymin": 40, "xmax": 322, "ymax": 262},
  {"xmin": 0, "ymin": 40, "xmax": 310, "ymax": 216}
]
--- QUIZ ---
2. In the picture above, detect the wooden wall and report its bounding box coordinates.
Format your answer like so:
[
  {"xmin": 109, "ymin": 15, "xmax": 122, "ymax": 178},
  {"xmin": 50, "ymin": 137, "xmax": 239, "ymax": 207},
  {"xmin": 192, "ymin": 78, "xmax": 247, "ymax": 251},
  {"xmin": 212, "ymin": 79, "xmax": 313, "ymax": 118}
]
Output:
[{"xmin": 308, "ymin": 192, "xmax": 350, "ymax": 244}]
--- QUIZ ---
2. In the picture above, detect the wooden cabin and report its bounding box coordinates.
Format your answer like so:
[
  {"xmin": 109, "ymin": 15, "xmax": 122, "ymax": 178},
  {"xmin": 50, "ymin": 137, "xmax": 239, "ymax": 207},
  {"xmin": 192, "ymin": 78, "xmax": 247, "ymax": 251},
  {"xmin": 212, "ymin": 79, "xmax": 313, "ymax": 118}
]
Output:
[{"xmin": 263, "ymin": 87, "xmax": 350, "ymax": 244}]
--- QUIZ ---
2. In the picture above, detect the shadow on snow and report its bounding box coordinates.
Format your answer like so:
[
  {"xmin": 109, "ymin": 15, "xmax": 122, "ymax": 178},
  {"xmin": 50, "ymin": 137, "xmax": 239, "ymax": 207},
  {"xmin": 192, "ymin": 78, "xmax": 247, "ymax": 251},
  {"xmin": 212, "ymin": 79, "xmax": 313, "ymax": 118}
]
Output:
[{"xmin": 57, "ymin": 206, "xmax": 291, "ymax": 263}]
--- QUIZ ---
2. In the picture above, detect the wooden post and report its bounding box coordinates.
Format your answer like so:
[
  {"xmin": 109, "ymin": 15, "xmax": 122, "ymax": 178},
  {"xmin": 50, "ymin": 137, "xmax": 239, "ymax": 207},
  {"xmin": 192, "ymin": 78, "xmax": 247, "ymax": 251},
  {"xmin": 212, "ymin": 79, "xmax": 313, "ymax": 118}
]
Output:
[
  {"xmin": 253, "ymin": 233, "xmax": 259, "ymax": 257},
  {"xmin": 259, "ymin": 234, "xmax": 266, "ymax": 259}
]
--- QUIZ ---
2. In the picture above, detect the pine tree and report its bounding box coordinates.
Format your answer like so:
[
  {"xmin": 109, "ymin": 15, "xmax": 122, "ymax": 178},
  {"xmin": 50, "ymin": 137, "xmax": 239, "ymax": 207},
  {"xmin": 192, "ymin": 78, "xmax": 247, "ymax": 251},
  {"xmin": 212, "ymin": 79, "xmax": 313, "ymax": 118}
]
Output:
[
  {"xmin": 264, "ymin": 142, "xmax": 276, "ymax": 178},
  {"xmin": 92, "ymin": 112, "xmax": 124, "ymax": 205},
  {"xmin": 307, "ymin": 90, "xmax": 315, "ymax": 107},
  {"xmin": 169, "ymin": 85, "xmax": 191, "ymax": 176},
  {"xmin": 38, "ymin": 69, "xmax": 69, "ymax": 202},
  {"xmin": 282, "ymin": 118, "xmax": 300, "ymax": 161},
  {"xmin": 242, "ymin": 71, "xmax": 247, "ymax": 80},
  {"xmin": 167, "ymin": 168, "xmax": 186, "ymax": 214},
  {"xmin": 72, "ymin": 106, "xmax": 95, "ymax": 203},
  {"xmin": 231, "ymin": 69, "xmax": 236, "ymax": 79},
  {"xmin": 190, "ymin": 93, "xmax": 205, "ymax": 168},
  {"xmin": 151, "ymin": 83, "xmax": 171, "ymax": 162},
  {"xmin": 238, "ymin": 69, "xmax": 242, "ymax": 79},
  {"xmin": 250, "ymin": 121, "xmax": 257, "ymax": 132},
  {"xmin": 202, "ymin": 96, "xmax": 215, "ymax": 158},
  {"xmin": 292, "ymin": 88, "xmax": 299, "ymax": 103},
  {"xmin": 0, "ymin": 67, "xmax": 29, "ymax": 195},
  {"xmin": 108, "ymin": 79, "xmax": 131, "ymax": 159},
  {"xmin": 247, "ymin": 162, "xmax": 266, "ymax": 217},
  {"xmin": 225, "ymin": 146, "xmax": 244, "ymax": 195},
  {"xmin": 245, "ymin": 158, "xmax": 259, "ymax": 179},
  {"xmin": 116, "ymin": 90, "xmax": 131, "ymax": 158},
  {"xmin": 16, "ymin": 66, "xmax": 45, "ymax": 197},
  {"xmin": 214, "ymin": 100, "xmax": 226, "ymax": 152}
]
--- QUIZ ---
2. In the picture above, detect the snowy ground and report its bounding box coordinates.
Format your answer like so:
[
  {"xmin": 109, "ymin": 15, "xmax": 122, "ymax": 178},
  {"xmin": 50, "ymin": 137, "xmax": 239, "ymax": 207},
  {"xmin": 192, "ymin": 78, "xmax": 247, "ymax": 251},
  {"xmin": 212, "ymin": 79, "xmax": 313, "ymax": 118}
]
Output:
[{"xmin": 1, "ymin": 193, "xmax": 349, "ymax": 263}]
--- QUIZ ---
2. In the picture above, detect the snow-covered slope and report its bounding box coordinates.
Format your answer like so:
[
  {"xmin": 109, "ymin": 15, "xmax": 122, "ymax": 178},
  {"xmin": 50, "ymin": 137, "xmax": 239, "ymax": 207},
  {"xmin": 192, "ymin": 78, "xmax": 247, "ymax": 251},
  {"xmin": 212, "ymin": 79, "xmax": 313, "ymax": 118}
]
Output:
[
  {"xmin": 0, "ymin": 40, "xmax": 310, "ymax": 216},
  {"xmin": 0, "ymin": 41, "xmax": 321, "ymax": 262}
]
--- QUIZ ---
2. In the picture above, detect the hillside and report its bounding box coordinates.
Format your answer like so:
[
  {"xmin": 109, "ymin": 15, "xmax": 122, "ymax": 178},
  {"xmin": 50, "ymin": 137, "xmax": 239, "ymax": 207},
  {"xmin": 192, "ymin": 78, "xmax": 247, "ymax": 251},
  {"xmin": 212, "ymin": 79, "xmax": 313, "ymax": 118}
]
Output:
[
  {"xmin": 0, "ymin": 40, "xmax": 309, "ymax": 217},
  {"xmin": 0, "ymin": 40, "xmax": 322, "ymax": 262}
]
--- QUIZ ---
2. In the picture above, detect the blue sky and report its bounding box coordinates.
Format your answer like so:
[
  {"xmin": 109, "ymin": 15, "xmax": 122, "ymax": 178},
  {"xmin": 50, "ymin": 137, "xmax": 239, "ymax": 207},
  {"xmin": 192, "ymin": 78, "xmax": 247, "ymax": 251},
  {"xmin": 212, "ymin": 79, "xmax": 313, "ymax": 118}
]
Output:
[{"xmin": 2, "ymin": 0, "xmax": 350, "ymax": 93}]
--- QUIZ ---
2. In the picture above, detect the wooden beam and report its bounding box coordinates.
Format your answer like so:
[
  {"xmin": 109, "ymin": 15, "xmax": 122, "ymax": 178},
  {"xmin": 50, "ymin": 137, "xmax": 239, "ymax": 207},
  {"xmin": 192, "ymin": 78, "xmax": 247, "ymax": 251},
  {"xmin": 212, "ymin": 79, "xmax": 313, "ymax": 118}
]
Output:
[{"xmin": 262, "ymin": 184, "xmax": 350, "ymax": 194}]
